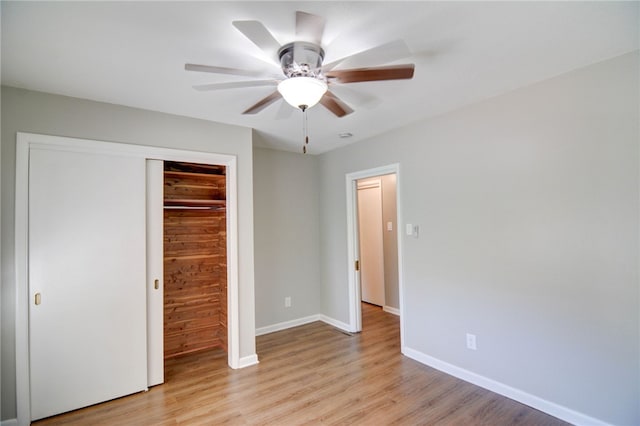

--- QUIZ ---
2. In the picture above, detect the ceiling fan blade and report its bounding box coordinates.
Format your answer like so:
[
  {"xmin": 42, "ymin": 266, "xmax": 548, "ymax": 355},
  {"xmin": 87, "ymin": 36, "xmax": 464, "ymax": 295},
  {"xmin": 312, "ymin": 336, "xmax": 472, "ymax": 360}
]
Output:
[
  {"xmin": 232, "ymin": 20, "xmax": 281, "ymax": 60},
  {"xmin": 193, "ymin": 80, "xmax": 279, "ymax": 91},
  {"xmin": 329, "ymin": 83, "xmax": 380, "ymax": 108},
  {"xmin": 296, "ymin": 11, "xmax": 325, "ymax": 45},
  {"xmin": 243, "ymin": 91, "xmax": 282, "ymax": 114},
  {"xmin": 322, "ymin": 40, "xmax": 412, "ymax": 72},
  {"xmin": 319, "ymin": 91, "xmax": 354, "ymax": 117},
  {"xmin": 185, "ymin": 63, "xmax": 279, "ymax": 79},
  {"xmin": 325, "ymin": 64, "xmax": 415, "ymax": 84},
  {"xmin": 275, "ymin": 98, "xmax": 294, "ymax": 120}
]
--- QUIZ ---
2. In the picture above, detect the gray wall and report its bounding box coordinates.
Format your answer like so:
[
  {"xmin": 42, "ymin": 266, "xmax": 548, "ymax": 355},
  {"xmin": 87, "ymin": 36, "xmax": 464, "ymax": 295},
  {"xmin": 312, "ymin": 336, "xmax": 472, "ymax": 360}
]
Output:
[
  {"xmin": 381, "ymin": 174, "xmax": 399, "ymax": 309},
  {"xmin": 0, "ymin": 86, "xmax": 256, "ymax": 421},
  {"xmin": 253, "ymin": 146, "xmax": 321, "ymax": 329},
  {"xmin": 2, "ymin": 50, "xmax": 638, "ymax": 425},
  {"xmin": 317, "ymin": 51, "xmax": 639, "ymax": 425}
]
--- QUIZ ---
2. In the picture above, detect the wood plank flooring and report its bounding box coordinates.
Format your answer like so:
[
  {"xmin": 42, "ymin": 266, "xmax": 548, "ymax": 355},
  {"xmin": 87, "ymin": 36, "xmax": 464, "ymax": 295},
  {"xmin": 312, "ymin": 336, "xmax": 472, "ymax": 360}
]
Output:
[{"xmin": 34, "ymin": 303, "xmax": 568, "ymax": 425}]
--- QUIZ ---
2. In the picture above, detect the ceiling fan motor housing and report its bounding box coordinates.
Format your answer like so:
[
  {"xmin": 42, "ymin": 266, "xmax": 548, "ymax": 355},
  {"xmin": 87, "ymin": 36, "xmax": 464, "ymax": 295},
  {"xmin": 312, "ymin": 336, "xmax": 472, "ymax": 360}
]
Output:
[{"xmin": 278, "ymin": 42, "xmax": 325, "ymax": 78}]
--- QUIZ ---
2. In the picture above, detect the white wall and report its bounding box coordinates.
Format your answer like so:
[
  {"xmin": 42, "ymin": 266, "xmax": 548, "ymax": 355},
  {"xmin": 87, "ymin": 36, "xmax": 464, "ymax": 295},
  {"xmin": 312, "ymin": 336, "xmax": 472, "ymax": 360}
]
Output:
[
  {"xmin": 318, "ymin": 51, "xmax": 639, "ymax": 425},
  {"xmin": 253, "ymin": 146, "xmax": 321, "ymax": 330},
  {"xmin": 0, "ymin": 86, "xmax": 256, "ymax": 421}
]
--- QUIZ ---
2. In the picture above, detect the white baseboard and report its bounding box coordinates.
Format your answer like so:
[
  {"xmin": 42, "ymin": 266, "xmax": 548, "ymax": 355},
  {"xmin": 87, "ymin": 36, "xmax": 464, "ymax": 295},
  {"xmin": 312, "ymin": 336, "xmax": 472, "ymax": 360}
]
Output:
[
  {"xmin": 401, "ymin": 346, "xmax": 611, "ymax": 426},
  {"xmin": 319, "ymin": 314, "xmax": 352, "ymax": 333},
  {"xmin": 1, "ymin": 419, "xmax": 18, "ymax": 426},
  {"xmin": 256, "ymin": 314, "xmax": 353, "ymax": 336},
  {"xmin": 236, "ymin": 354, "xmax": 259, "ymax": 369},
  {"xmin": 256, "ymin": 315, "xmax": 321, "ymax": 336},
  {"xmin": 383, "ymin": 306, "xmax": 400, "ymax": 316}
]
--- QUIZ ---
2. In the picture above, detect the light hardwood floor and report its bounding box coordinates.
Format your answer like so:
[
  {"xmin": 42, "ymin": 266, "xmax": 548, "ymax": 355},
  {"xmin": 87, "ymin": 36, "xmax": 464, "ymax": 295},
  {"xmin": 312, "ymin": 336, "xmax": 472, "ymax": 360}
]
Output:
[{"xmin": 35, "ymin": 303, "xmax": 567, "ymax": 425}]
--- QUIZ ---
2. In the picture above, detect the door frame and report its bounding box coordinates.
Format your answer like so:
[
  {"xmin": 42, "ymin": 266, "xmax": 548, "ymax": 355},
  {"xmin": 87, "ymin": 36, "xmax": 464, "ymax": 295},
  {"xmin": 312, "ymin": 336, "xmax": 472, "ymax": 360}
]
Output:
[
  {"xmin": 345, "ymin": 163, "xmax": 404, "ymax": 342},
  {"xmin": 15, "ymin": 132, "xmax": 241, "ymax": 424}
]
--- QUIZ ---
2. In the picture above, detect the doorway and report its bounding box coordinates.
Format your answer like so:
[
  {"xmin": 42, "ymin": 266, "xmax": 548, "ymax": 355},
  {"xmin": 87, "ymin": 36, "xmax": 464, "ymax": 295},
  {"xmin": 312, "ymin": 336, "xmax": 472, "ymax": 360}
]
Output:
[
  {"xmin": 346, "ymin": 164, "xmax": 404, "ymax": 341},
  {"xmin": 356, "ymin": 177, "xmax": 386, "ymax": 307}
]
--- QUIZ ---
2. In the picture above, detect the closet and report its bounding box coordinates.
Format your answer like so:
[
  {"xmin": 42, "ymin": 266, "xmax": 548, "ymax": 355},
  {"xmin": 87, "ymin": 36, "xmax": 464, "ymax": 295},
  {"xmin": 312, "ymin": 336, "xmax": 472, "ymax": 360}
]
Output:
[
  {"xmin": 19, "ymin": 133, "xmax": 240, "ymax": 423},
  {"xmin": 163, "ymin": 161, "xmax": 228, "ymax": 358}
]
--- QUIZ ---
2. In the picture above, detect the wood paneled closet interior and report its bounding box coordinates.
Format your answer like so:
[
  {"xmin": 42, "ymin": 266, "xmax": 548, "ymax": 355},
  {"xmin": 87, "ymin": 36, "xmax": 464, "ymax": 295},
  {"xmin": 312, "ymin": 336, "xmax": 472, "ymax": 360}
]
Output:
[{"xmin": 163, "ymin": 161, "xmax": 228, "ymax": 359}]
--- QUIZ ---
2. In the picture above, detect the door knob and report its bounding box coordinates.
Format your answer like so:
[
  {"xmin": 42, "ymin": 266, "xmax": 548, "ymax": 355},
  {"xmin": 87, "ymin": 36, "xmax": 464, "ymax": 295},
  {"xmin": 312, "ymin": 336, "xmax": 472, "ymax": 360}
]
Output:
[{"xmin": 35, "ymin": 293, "xmax": 42, "ymax": 305}]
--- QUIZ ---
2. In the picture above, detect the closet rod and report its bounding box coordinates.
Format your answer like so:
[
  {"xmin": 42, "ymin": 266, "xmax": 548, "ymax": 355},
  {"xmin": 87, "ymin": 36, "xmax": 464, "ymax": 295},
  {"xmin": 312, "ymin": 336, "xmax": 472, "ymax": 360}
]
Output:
[{"xmin": 163, "ymin": 205, "xmax": 225, "ymax": 211}]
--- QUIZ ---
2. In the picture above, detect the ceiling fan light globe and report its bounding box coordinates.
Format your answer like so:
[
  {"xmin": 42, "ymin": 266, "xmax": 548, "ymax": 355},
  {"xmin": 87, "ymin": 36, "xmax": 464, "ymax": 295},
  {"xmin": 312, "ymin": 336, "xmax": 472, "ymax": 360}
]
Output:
[{"xmin": 277, "ymin": 77, "xmax": 328, "ymax": 109}]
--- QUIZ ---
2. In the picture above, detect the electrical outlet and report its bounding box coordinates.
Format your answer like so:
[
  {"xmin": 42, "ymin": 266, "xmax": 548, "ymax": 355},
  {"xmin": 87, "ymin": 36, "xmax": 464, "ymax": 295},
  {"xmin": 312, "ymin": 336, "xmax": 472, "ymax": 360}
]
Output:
[
  {"xmin": 285, "ymin": 297, "xmax": 291, "ymax": 308},
  {"xmin": 466, "ymin": 333, "xmax": 477, "ymax": 350}
]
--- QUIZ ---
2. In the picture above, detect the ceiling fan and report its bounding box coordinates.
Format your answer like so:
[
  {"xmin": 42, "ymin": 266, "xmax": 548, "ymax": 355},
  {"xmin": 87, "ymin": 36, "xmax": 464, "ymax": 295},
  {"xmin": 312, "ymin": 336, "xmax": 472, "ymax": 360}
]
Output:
[{"xmin": 185, "ymin": 11, "xmax": 415, "ymax": 118}]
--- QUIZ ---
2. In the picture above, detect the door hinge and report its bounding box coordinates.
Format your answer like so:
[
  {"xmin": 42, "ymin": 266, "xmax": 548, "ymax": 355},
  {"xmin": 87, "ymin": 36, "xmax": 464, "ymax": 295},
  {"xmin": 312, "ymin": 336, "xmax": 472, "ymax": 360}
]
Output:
[{"xmin": 355, "ymin": 260, "xmax": 360, "ymax": 271}]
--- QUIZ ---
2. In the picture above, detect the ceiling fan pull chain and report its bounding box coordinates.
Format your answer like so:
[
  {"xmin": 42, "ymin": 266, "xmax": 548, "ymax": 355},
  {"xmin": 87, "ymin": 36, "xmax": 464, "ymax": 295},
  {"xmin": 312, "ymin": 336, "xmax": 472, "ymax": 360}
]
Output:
[
  {"xmin": 305, "ymin": 108, "xmax": 310, "ymax": 148},
  {"xmin": 300, "ymin": 105, "xmax": 309, "ymax": 154},
  {"xmin": 301, "ymin": 107, "xmax": 306, "ymax": 153}
]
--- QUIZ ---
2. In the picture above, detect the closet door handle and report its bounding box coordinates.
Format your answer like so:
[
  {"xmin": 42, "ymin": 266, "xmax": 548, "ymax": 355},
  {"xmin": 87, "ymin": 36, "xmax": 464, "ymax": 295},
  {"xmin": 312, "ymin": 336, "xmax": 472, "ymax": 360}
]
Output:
[
  {"xmin": 35, "ymin": 293, "xmax": 42, "ymax": 305},
  {"xmin": 154, "ymin": 279, "xmax": 160, "ymax": 290}
]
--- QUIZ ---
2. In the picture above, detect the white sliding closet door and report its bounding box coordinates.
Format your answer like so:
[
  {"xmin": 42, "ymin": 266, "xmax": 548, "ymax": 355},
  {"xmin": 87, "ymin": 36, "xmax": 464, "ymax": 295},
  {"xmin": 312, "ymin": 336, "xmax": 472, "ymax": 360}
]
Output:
[
  {"xmin": 29, "ymin": 147, "xmax": 148, "ymax": 420},
  {"xmin": 146, "ymin": 159, "xmax": 164, "ymax": 387}
]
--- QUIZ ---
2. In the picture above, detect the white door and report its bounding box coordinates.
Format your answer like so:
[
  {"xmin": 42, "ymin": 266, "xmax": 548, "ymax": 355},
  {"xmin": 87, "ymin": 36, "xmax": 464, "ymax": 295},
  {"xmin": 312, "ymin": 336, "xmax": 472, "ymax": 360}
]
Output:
[
  {"xmin": 357, "ymin": 179, "xmax": 385, "ymax": 306},
  {"xmin": 29, "ymin": 147, "xmax": 148, "ymax": 420},
  {"xmin": 146, "ymin": 159, "xmax": 164, "ymax": 387}
]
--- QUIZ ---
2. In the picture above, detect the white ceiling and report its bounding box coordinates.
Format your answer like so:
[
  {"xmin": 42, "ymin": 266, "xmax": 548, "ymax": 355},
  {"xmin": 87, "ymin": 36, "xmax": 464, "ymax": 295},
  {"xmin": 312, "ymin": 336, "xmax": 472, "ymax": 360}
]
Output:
[{"xmin": 2, "ymin": 1, "xmax": 638, "ymax": 154}]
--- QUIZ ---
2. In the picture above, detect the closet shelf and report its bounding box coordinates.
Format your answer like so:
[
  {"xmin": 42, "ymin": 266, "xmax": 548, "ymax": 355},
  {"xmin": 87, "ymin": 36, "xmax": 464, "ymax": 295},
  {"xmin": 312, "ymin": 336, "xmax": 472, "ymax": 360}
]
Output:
[{"xmin": 164, "ymin": 170, "xmax": 225, "ymax": 180}]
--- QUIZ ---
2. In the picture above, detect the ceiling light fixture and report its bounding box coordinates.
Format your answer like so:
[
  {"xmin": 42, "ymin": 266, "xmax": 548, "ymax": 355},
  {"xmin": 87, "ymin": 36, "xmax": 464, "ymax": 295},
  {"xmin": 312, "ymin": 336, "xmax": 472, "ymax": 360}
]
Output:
[{"xmin": 277, "ymin": 77, "xmax": 328, "ymax": 111}]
